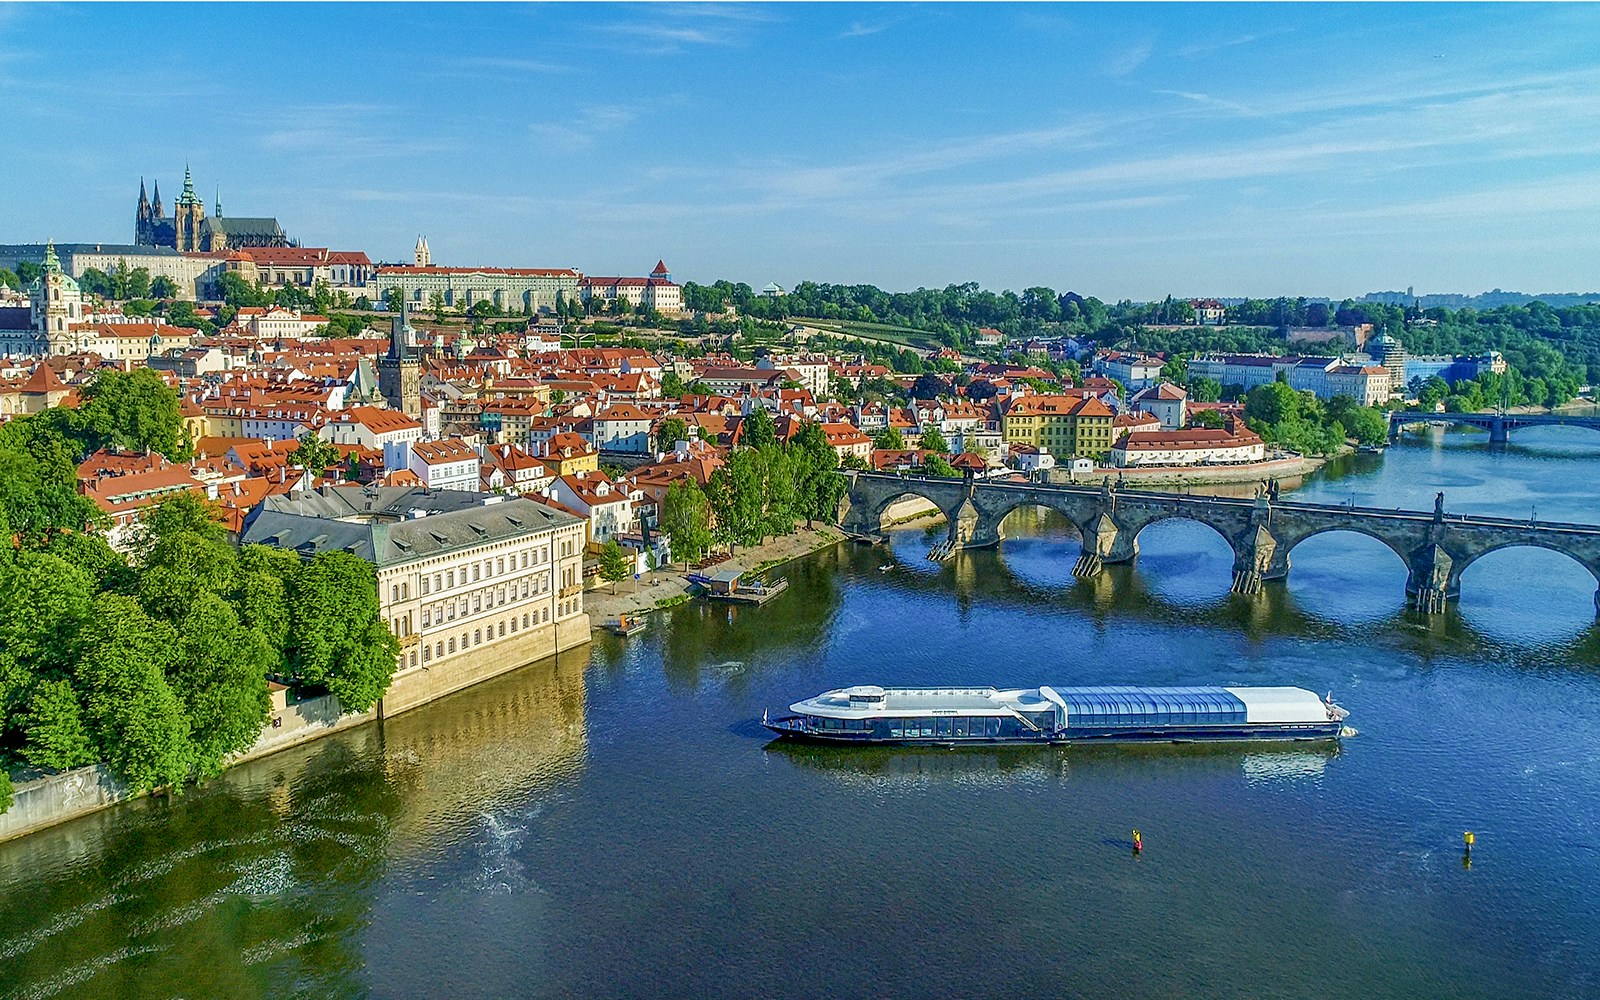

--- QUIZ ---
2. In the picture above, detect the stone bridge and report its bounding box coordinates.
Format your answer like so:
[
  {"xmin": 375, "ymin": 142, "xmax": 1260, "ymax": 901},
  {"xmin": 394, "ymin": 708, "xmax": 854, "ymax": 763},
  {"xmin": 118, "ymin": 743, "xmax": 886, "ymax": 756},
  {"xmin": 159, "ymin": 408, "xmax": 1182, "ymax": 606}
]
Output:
[
  {"xmin": 840, "ymin": 471, "xmax": 1600, "ymax": 614},
  {"xmin": 1391, "ymin": 410, "xmax": 1600, "ymax": 445}
]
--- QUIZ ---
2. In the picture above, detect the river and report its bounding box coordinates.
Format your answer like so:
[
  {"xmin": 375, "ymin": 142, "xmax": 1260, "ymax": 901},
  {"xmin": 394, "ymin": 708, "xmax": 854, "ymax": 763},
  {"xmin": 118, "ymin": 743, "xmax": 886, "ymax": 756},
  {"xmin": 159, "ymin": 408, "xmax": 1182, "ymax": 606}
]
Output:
[{"xmin": 3, "ymin": 425, "xmax": 1600, "ymax": 999}]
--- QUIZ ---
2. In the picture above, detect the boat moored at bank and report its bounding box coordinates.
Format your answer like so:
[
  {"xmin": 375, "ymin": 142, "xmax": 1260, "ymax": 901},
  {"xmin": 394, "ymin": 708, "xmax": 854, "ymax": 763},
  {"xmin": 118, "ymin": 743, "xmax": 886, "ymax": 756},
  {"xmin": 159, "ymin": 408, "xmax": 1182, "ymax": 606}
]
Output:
[{"xmin": 763, "ymin": 684, "xmax": 1351, "ymax": 744}]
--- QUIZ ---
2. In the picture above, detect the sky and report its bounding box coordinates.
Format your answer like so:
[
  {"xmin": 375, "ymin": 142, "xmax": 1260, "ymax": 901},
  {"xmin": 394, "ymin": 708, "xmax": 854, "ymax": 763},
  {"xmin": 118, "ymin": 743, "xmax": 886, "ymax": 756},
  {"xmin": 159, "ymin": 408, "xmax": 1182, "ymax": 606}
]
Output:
[{"xmin": 4, "ymin": 2, "xmax": 1600, "ymax": 301}]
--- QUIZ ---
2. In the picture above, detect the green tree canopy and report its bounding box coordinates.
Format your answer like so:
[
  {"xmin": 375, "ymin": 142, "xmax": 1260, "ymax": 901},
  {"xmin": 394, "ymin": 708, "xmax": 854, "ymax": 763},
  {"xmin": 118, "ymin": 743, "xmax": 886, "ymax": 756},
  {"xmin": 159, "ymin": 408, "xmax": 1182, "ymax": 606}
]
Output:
[
  {"xmin": 74, "ymin": 594, "xmax": 193, "ymax": 793},
  {"xmin": 661, "ymin": 479, "xmax": 712, "ymax": 568},
  {"xmin": 74, "ymin": 368, "xmax": 188, "ymax": 458},
  {"xmin": 286, "ymin": 552, "xmax": 400, "ymax": 712},
  {"xmin": 919, "ymin": 425, "xmax": 950, "ymax": 454},
  {"xmin": 742, "ymin": 408, "xmax": 777, "ymax": 449},
  {"xmin": 599, "ymin": 539, "xmax": 629, "ymax": 593},
  {"xmin": 655, "ymin": 417, "xmax": 690, "ymax": 452},
  {"xmin": 873, "ymin": 426, "xmax": 905, "ymax": 451}
]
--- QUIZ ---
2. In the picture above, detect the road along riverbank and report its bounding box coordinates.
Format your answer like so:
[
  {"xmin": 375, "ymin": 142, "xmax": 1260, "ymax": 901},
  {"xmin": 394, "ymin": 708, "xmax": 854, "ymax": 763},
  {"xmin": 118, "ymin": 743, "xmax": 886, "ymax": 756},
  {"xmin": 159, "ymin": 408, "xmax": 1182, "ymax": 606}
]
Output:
[{"xmin": 583, "ymin": 526, "xmax": 846, "ymax": 625}]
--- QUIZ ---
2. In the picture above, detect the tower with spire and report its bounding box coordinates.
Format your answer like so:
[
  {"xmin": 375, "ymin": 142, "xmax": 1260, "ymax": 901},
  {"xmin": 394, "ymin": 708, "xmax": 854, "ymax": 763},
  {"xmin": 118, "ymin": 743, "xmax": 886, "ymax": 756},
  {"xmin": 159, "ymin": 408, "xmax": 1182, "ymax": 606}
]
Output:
[
  {"xmin": 414, "ymin": 235, "xmax": 431, "ymax": 267},
  {"xmin": 174, "ymin": 164, "xmax": 206, "ymax": 252},
  {"xmin": 136, "ymin": 179, "xmax": 153, "ymax": 245},
  {"xmin": 378, "ymin": 302, "xmax": 422, "ymax": 417}
]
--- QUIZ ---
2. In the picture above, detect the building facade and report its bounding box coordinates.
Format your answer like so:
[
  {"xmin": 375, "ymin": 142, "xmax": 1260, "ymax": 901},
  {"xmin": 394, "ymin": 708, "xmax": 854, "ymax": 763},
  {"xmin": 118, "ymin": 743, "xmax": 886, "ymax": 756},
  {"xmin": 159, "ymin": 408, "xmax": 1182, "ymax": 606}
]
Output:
[
  {"xmin": 372, "ymin": 265, "xmax": 581, "ymax": 315},
  {"xmin": 241, "ymin": 486, "xmax": 589, "ymax": 684}
]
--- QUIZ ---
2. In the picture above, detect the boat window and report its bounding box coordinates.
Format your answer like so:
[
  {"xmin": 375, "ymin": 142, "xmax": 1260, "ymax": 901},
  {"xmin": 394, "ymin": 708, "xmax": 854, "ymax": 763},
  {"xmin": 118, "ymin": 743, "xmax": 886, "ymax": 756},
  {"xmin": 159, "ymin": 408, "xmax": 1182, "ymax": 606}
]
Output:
[
  {"xmin": 936, "ymin": 718, "xmax": 952, "ymax": 737},
  {"xmin": 952, "ymin": 718, "xmax": 968, "ymax": 737},
  {"xmin": 986, "ymin": 718, "xmax": 1001, "ymax": 737},
  {"xmin": 918, "ymin": 718, "xmax": 935, "ymax": 738},
  {"xmin": 888, "ymin": 720, "xmax": 904, "ymax": 739}
]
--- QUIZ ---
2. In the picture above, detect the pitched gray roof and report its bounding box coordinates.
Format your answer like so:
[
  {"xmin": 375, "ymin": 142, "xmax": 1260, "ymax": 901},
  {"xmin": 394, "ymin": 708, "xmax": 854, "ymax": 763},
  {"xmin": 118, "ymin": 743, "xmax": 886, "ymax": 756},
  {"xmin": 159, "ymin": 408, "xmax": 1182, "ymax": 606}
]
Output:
[
  {"xmin": 241, "ymin": 485, "xmax": 579, "ymax": 567},
  {"xmin": 204, "ymin": 217, "xmax": 286, "ymax": 239}
]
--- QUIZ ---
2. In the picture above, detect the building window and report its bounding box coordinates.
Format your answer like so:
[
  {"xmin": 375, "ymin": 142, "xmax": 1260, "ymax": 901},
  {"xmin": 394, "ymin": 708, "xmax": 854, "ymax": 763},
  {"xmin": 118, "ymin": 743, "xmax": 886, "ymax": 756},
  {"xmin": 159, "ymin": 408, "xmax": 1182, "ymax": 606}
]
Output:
[
  {"xmin": 523, "ymin": 613, "xmax": 530, "ymax": 628},
  {"xmin": 423, "ymin": 646, "xmax": 431, "ymax": 663},
  {"xmin": 521, "ymin": 552, "xmax": 529, "ymax": 568},
  {"xmin": 447, "ymin": 570, "xmax": 455, "ymax": 587},
  {"xmin": 474, "ymin": 629, "xmax": 482, "ymax": 645},
  {"xmin": 472, "ymin": 565, "xmax": 480, "ymax": 582},
  {"xmin": 423, "ymin": 609, "xmax": 432, "ymax": 627},
  {"xmin": 448, "ymin": 638, "xmax": 456, "ymax": 653},
  {"xmin": 473, "ymin": 595, "xmax": 481, "ymax": 613},
  {"xmin": 390, "ymin": 584, "xmax": 399, "ymax": 603},
  {"xmin": 498, "ymin": 622, "xmax": 505, "ymax": 637},
  {"xmin": 421, "ymin": 577, "xmax": 430, "ymax": 596}
]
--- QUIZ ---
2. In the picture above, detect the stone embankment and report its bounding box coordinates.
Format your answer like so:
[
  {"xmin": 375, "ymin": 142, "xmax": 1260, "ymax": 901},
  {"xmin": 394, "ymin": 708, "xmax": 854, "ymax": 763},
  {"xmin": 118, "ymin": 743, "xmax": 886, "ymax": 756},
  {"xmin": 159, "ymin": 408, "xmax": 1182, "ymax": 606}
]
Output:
[{"xmin": 1, "ymin": 613, "xmax": 592, "ymax": 844}]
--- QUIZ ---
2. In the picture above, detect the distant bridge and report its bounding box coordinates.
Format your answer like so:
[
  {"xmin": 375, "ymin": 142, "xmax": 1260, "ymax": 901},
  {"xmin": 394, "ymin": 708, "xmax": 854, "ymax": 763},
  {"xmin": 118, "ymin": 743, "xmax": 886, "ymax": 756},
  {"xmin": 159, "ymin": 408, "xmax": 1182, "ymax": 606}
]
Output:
[
  {"xmin": 840, "ymin": 471, "xmax": 1600, "ymax": 615},
  {"xmin": 1389, "ymin": 410, "xmax": 1600, "ymax": 445}
]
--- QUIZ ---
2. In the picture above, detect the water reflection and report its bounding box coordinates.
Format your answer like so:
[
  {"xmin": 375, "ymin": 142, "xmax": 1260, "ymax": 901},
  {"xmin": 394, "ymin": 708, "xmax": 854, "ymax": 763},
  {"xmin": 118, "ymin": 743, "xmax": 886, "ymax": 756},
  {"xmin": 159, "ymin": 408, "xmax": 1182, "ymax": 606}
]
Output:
[
  {"xmin": 0, "ymin": 650, "xmax": 588, "ymax": 1000},
  {"xmin": 765, "ymin": 738, "xmax": 1341, "ymax": 789},
  {"xmin": 862, "ymin": 511, "xmax": 1600, "ymax": 669}
]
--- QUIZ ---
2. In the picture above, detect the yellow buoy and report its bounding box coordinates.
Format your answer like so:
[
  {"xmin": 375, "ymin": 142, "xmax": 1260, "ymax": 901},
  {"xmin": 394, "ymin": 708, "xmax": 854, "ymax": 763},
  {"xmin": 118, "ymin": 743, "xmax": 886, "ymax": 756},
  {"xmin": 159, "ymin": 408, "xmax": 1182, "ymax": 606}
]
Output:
[
  {"xmin": 1132, "ymin": 829, "xmax": 1143, "ymax": 852},
  {"xmin": 1464, "ymin": 830, "xmax": 1475, "ymax": 850}
]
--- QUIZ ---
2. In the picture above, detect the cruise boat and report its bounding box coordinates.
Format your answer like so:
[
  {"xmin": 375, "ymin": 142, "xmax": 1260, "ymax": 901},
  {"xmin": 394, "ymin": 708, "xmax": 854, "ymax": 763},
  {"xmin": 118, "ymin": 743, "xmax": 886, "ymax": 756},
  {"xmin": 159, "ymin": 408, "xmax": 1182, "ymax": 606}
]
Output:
[{"xmin": 762, "ymin": 685, "xmax": 1351, "ymax": 745}]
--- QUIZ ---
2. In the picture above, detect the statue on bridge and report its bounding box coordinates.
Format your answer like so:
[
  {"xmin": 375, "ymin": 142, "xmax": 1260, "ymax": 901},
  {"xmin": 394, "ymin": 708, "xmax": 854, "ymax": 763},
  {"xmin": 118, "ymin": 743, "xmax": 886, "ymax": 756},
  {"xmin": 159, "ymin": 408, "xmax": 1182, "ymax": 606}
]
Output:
[{"xmin": 1434, "ymin": 491, "xmax": 1445, "ymax": 523}]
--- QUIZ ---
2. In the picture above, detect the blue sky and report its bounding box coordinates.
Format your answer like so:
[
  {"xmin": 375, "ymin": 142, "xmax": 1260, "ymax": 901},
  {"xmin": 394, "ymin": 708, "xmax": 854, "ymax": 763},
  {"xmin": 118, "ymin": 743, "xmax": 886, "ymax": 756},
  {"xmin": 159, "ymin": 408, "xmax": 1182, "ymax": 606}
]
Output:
[{"xmin": 4, "ymin": 2, "xmax": 1600, "ymax": 300}]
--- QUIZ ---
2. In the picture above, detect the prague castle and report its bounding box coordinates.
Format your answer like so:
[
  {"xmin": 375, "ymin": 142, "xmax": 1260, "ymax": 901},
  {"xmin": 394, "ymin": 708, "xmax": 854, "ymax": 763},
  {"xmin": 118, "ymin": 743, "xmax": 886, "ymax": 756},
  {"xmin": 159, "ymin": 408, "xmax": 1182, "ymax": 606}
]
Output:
[{"xmin": 134, "ymin": 167, "xmax": 293, "ymax": 252}]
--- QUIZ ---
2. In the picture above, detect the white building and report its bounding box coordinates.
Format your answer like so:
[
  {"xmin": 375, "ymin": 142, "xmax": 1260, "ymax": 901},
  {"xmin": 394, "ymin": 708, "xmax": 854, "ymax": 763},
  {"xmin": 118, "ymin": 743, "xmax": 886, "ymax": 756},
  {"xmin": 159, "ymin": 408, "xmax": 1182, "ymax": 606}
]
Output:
[
  {"xmin": 241, "ymin": 486, "xmax": 589, "ymax": 680},
  {"xmin": 547, "ymin": 470, "xmax": 637, "ymax": 549},
  {"xmin": 1129, "ymin": 382, "xmax": 1188, "ymax": 430},
  {"xmin": 372, "ymin": 265, "xmax": 581, "ymax": 314},
  {"xmin": 405, "ymin": 438, "xmax": 481, "ymax": 492},
  {"xmin": 321, "ymin": 405, "xmax": 425, "ymax": 449},
  {"xmin": 1093, "ymin": 351, "xmax": 1165, "ymax": 392},
  {"xmin": 591, "ymin": 403, "xmax": 654, "ymax": 455},
  {"xmin": 1108, "ymin": 422, "xmax": 1265, "ymax": 467}
]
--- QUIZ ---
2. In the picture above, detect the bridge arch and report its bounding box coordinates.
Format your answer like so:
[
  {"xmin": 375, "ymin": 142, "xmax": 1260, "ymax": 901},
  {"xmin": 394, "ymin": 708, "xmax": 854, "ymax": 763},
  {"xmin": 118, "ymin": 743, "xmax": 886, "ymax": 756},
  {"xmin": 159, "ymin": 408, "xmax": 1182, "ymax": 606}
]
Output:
[
  {"xmin": 840, "ymin": 480, "xmax": 967, "ymax": 533},
  {"xmin": 1455, "ymin": 539, "xmax": 1600, "ymax": 588},
  {"xmin": 977, "ymin": 492, "xmax": 1093, "ymax": 541},
  {"xmin": 1280, "ymin": 524, "xmax": 1413, "ymax": 571},
  {"xmin": 1129, "ymin": 511, "xmax": 1240, "ymax": 551}
]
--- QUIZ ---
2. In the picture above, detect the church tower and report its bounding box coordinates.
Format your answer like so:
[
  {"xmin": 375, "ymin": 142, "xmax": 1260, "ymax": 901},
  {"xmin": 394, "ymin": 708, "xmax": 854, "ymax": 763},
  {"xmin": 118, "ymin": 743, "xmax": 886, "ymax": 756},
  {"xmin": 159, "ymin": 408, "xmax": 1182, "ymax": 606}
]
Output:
[
  {"xmin": 32, "ymin": 242, "xmax": 85, "ymax": 356},
  {"xmin": 136, "ymin": 179, "xmax": 153, "ymax": 245},
  {"xmin": 414, "ymin": 235, "xmax": 431, "ymax": 267},
  {"xmin": 151, "ymin": 180, "xmax": 163, "ymax": 221},
  {"xmin": 378, "ymin": 303, "xmax": 422, "ymax": 417},
  {"xmin": 174, "ymin": 165, "xmax": 206, "ymax": 252}
]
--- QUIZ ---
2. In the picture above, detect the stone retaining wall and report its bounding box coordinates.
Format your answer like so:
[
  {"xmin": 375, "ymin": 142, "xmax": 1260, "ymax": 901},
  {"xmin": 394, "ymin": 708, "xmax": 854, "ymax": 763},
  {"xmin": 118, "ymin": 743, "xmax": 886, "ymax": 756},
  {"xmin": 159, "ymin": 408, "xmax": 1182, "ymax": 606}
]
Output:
[{"xmin": 0, "ymin": 615, "xmax": 592, "ymax": 844}]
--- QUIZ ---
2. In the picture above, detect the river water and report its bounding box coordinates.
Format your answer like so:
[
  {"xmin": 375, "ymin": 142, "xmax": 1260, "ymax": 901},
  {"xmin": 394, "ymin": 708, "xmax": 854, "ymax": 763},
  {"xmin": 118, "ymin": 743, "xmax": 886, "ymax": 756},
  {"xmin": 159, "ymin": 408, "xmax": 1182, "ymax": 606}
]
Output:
[{"xmin": 4, "ymin": 425, "xmax": 1600, "ymax": 999}]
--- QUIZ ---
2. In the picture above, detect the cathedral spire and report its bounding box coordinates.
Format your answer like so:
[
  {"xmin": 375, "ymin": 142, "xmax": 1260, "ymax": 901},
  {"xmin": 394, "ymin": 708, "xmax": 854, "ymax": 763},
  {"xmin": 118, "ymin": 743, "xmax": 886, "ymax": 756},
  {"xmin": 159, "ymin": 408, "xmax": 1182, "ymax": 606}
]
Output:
[
  {"xmin": 43, "ymin": 240, "xmax": 61, "ymax": 273},
  {"xmin": 152, "ymin": 180, "xmax": 163, "ymax": 218},
  {"xmin": 179, "ymin": 163, "xmax": 200, "ymax": 206},
  {"xmin": 215, "ymin": 185, "xmax": 222, "ymax": 218}
]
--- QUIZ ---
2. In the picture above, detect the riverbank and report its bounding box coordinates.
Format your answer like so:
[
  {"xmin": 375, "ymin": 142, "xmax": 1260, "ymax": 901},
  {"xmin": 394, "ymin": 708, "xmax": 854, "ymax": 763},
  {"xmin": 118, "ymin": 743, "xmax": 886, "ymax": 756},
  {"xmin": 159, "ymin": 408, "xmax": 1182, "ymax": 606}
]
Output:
[
  {"xmin": 0, "ymin": 611, "xmax": 593, "ymax": 844},
  {"xmin": 583, "ymin": 525, "xmax": 846, "ymax": 624}
]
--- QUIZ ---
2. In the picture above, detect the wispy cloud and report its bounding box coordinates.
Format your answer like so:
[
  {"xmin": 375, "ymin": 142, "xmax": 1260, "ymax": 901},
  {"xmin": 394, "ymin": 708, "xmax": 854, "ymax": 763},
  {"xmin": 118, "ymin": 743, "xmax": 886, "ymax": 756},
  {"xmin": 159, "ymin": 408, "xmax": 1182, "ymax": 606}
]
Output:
[
  {"xmin": 1106, "ymin": 40, "xmax": 1153, "ymax": 77},
  {"xmin": 841, "ymin": 18, "xmax": 902, "ymax": 39},
  {"xmin": 440, "ymin": 55, "xmax": 572, "ymax": 76},
  {"xmin": 588, "ymin": 3, "xmax": 781, "ymax": 54},
  {"xmin": 528, "ymin": 104, "xmax": 638, "ymax": 153}
]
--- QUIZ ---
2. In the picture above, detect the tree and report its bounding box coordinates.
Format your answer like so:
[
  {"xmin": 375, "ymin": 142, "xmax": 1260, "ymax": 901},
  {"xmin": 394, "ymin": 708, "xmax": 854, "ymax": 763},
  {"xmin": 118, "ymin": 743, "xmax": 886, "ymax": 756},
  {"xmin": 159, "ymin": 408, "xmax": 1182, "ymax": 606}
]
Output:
[
  {"xmin": 742, "ymin": 407, "xmax": 777, "ymax": 449},
  {"xmin": 136, "ymin": 529, "xmax": 239, "ymax": 622},
  {"xmin": 655, "ymin": 417, "xmax": 689, "ymax": 453},
  {"xmin": 74, "ymin": 368, "xmax": 188, "ymax": 458},
  {"xmin": 791, "ymin": 422, "xmax": 846, "ymax": 526},
  {"xmin": 217, "ymin": 271, "xmax": 268, "ymax": 309},
  {"xmin": 285, "ymin": 552, "xmax": 400, "ymax": 712},
  {"xmin": 919, "ymin": 425, "xmax": 950, "ymax": 454},
  {"xmin": 1189, "ymin": 377, "xmax": 1223, "ymax": 402},
  {"xmin": 21, "ymin": 678, "xmax": 97, "ymax": 771},
  {"xmin": 0, "ymin": 553, "xmax": 95, "ymax": 736},
  {"xmin": 169, "ymin": 593, "xmax": 272, "ymax": 776},
  {"xmin": 383, "ymin": 288, "xmax": 404, "ymax": 313},
  {"xmin": 873, "ymin": 426, "xmax": 905, "ymax": 451},
  {"xmin": 1245, "ymin": 380, "xmax": 1300, "ymax": 426},
  {"xmin": 661, "ymin": 479, "xmax": 713, "ymax": 568},
  {"xmin": 1190, "ymin": 409, "xmax": 1226, "ymax": 429},
  {"xmin": 909, "ymin": 373, "xmax": 949, "ymax": 399},
  {"xmin": 149, "ymin": 275, "xmax": 179, "ymax": 299},
  {"xmin": 708, "ymin": 450, "xmax": 765, "ymax": 550},
  {"xmin": 429, "ymin": 292, "xmax": 447, "ymax": 322},
  {"xmin": 0, "ymin": 414, "xmax": 102, "ymax": 541},
  {"xmin": 599, "ymin": 539, "xmax": 629, "ymax": 594},
  {"xmin": 924, "ymin": 454, "xmax": 958, "ymax": 478},
  {"xmin": 660, "ymin": 371, "xmax": 686, "ymax": 399},
  {"xmin": 74, "ymin": 594, "xmax": 193, "ymax": 793},
  {"xmin": 290, "ymin": 432, "xmax": 342, "ymax": 478}
]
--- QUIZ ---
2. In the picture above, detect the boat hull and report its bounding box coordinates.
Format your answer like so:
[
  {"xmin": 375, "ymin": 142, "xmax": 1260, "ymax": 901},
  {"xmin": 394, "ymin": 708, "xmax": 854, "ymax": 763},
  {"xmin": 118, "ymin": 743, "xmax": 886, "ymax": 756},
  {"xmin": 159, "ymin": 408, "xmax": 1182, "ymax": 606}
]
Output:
[{"xmin": 762, "ymin": 717, "xmax": 1344, "ymax": 745}]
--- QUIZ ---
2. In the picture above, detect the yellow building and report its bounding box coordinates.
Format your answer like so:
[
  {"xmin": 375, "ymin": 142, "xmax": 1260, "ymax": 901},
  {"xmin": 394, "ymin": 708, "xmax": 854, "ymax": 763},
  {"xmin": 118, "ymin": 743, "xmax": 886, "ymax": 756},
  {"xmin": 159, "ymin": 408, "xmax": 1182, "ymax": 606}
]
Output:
[
  {"xmin": 541, "ymin": 432, "xmax": 600, "ymax": 477},
  {"xmin": 1002, "ymin": 395, "xmax": 1117, "ymax": 461}
]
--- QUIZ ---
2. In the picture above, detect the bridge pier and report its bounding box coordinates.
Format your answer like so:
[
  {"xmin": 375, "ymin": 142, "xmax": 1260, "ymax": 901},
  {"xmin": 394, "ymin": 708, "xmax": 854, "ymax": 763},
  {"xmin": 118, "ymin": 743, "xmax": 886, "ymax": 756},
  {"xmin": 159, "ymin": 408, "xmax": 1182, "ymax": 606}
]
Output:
[
  {"xmin": 1072, "ymin": 511, "xmax": 1135, "ymax": 579},
  {"xmin": 1405, "ymin": 543, "xmax": 1461, "ymax": 614},
  {"xmin": 1230, "ymin": 523, "xmax": 1288, "ymax": 596},
  {"xmin": 1489, "ymin": 416, "xmax": 1509, "ymax": 445}
]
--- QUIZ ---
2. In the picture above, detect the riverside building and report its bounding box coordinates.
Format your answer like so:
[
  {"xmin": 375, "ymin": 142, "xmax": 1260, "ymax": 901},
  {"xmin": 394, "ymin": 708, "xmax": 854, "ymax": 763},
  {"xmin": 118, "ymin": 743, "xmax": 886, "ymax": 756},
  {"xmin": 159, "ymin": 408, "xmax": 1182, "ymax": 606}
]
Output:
[{"xmin": 242, "ymin": 485, "xmax": 590, "ymax": 714}]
